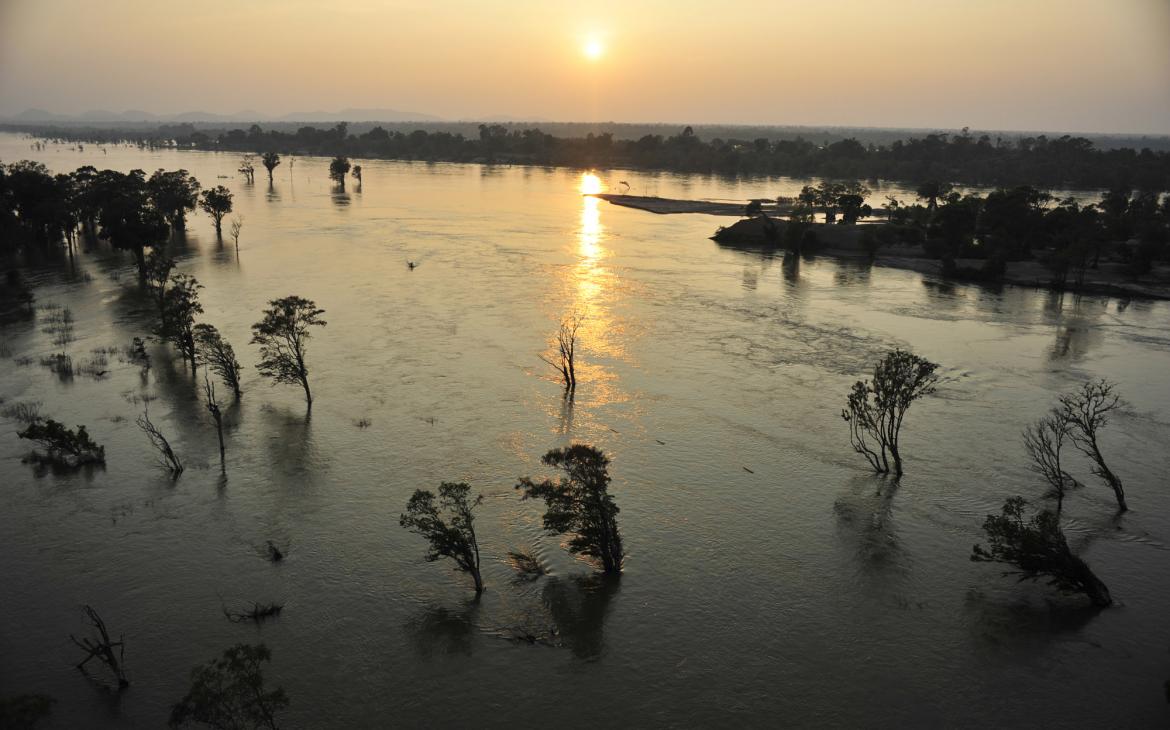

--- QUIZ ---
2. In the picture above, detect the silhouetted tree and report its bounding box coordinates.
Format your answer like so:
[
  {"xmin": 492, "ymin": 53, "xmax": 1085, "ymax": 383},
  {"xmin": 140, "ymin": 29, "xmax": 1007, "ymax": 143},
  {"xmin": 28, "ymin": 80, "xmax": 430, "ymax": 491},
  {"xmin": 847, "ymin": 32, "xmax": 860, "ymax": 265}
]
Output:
[
  {"xmin": 540, "ymin": 313, "xmax": 582, "ymax": 392},
  {"xmin": 194, "ymin": 323, "xmax": 243, "ymax": 398},
  {"xmin": 1023, "ymin": 410, "xmax": 1079, "ymax": 515},
  {"xmin": 198, "ymin": 186, "xmax": 233, "ymax": 236},
  {"xmin": 400, "ymin": 482, "xmax": 485, "ymax": 594},
  {"xmin": 229, "ymin": 216, "xmax": 243, "ymax": 253},
  {"xmin": 147, "ymin": 169, "xmax": 201, "ymax": 230},
  {"xmin": 94, "ymin": 169, "xmax": 169, "ymax": 281},
  {"xmin": 204, "ymin": 377, "xmax": 225, "ymax": 470},
  {"xmin": 261, "ymin": 152, "xmax": 280, "ymax": 183},
  {"xmin": 842, "ymin": 349, "xmax": 940, "ymax": 476},
  {"xmin": 137, "ymin": 410, "xmax": 183, "ymax": 477},
  {"xmin": 145, "ymin": 251, "xmax": 176, "ymax": 320},
  {"xmin": 69, "ymin": 605, "xmax": 128, "ymax": 688},
  {"xmin": 238, "ymin": 155, "xmax": 256, "ymax": 184},
  {"xmin": 971, "ymin": 497, "xmax": 1112, "ymax": 608},
  {"xmin": 1059, "ymin": 379, "xmax": 1127, "ymax": 511},
  {"xmin": 169, "ymin": 644, "xmax": 287, "ymax": 730},
  {"xmin": 916, "ymin": 181, "xmax": 953, "ymax": 213},
  {"xmin": 328, "ymin": 156, "xmax": 351, "ymax": 188},
  {"xmin": 516, "ymin": 444, "xmax": 624, "ymax": 573},
  {"xmin": 351, "ymin": 165, "xmax": 362, "ymax": 185},
  {"xmin": 160, "ymin": 273, "xmax": 203, "ymax": 376},
  {"xmin": 250, "ymin": 296, "xmax": 326, "ymax": 406},
  {"xmin": 18, "ymin": 419, "xmax": 105, "ymax": 466}
]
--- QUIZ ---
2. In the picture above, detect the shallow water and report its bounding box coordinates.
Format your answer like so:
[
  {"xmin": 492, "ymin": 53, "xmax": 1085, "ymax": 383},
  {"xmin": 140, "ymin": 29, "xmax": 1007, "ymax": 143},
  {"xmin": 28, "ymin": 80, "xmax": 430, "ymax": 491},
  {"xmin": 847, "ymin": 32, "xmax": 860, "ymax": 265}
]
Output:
[{"xmin": 1, "ymin": 133, "xmax": 1169, "ymax": 728}]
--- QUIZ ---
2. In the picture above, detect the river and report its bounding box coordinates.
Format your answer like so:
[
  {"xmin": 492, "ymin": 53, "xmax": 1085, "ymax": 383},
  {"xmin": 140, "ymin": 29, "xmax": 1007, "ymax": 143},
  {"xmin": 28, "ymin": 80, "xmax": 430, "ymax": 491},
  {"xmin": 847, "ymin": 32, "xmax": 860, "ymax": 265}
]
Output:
[{"xmin": 1, "ymin": 133, "xmax": 1168, "ymax": 727}]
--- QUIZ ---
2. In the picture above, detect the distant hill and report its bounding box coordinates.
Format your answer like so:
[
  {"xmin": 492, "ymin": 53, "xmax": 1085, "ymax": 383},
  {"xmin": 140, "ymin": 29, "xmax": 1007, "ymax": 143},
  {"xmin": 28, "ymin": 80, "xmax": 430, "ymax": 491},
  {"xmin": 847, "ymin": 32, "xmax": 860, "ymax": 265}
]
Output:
[{"xmin": 3, "ymin": 107, "xmax": 442, "ymax": 124}]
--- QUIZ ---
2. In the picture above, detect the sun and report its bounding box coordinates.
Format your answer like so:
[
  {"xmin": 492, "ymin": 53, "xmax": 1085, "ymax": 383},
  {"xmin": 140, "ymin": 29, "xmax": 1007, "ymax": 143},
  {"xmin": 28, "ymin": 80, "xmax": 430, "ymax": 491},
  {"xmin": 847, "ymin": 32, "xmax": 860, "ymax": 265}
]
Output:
[{"xmin": 584, "ymin": 38, "xmax": 604, "ymax": 60}]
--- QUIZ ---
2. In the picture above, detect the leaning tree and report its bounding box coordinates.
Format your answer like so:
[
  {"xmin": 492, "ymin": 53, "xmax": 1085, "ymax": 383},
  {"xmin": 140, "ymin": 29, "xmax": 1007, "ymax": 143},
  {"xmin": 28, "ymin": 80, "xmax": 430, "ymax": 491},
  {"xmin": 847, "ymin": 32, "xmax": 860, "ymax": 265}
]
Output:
[
  {"xmin": 971, "ymin": 496, "xmax": 1112, "ymax": 608},
  {"xmin": 517, "ymin": 444, "xmax": 624, "ymax": 573},
  {"xmin": 250, "ymin": 296, "xmax": 326, "ymax": 406},
  {"xmin": 1059, "ymin": 379, "xmax": 1128, "ymax": 511},
  {"xmin": 842, "ymin": 349, "xmax": 940, "ymax": 477},
  {"xmin": 400, "ymin": 482, "xmax": 485, "ymax": 594}
]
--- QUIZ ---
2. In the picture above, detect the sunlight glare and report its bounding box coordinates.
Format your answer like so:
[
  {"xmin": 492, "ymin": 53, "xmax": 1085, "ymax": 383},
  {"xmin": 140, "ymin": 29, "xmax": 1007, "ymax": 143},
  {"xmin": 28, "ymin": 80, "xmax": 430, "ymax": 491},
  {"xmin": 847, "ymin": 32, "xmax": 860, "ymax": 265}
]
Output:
[{"xmin": 584, "ymin": 38, "xmax": 604, "ymax": 60}]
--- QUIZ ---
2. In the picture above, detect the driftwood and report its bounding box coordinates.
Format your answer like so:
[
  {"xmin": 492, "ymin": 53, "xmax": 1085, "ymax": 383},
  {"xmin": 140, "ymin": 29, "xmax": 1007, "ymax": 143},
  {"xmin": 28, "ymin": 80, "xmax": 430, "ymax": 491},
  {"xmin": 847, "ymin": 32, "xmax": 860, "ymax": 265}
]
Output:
[{"xmin": 69, "ymin": 605, "xmax": 128, "ymax": 688}]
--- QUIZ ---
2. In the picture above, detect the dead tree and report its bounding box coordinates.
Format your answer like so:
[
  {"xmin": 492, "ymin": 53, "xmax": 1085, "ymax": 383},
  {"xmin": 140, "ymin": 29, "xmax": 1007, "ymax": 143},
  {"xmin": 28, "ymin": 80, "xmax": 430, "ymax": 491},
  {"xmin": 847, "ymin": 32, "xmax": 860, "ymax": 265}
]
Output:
[
  {"xmin": 229, "ymin": 216, "xmax": 243, "ymax": 254},
  {"xmin": 1022, "ymin": 410, "xmax": 1080, "ymax": 515},
  {"xmin": 1059, "ymin": 379, "xmax": 1127, "ymax": 511},
  {"xmin": 137, "ymin": 410, "xmax": 183, "ymax": 477},
  {"xmin": 540, "ymin": 313, "xmax": 582, "ymax": 392},
  {"xmin": 69, "ymin": 605, "xmax": 128, "ymax": 688},
  {"xmin": 204, "ymin": 377, "xmax": 225, "ymax": 470}
]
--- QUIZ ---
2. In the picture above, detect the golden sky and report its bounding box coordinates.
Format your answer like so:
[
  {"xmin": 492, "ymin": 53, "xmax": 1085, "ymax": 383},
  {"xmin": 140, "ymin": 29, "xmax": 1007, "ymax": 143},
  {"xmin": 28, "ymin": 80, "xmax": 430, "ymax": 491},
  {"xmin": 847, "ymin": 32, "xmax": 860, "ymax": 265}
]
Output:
[{"xmin": 1, "ymin": 0, "xmax": 1168, "ymax": 133}]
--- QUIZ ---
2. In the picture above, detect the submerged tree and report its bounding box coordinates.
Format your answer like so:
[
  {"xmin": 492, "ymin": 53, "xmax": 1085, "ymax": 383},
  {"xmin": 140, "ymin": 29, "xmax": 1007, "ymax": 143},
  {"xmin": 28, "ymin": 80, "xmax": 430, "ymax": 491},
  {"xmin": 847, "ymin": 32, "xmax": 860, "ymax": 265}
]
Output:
[
  {"xmin": 18, "ymin": 419, "xmax": 105, "ymax": 466},
  {"xmin": 238, "ymin": 155, "xmax": 256, "ymax": 184},
  {"xmin": 261, "ymin": 152, "xmax": 280, "ymax": 183},
  {"xmin": 69, "ymin": 605, "xmax": 128, "ymax": 689},
  {"xmin": 516, "ymin": 444, "xmax": 624, "ymax": 573},
  {"xmin": 842, "ymin": 349, "xmax": 940, "ymax": 476},
  {"xmin": 160, "ymin": 273, "xmax": 203, "ymax": 376},
  {"xmin": 137, "ymin": 410, "xmax": 183, "ymax": 477},
  {"xmin": 169, "ymin": 644, "xmax": 287, "ymax": 730},
  {"xmin": 94, "ymin": 169, "xmax": 169, "ymax": 281},
  {"xmin": 540, "ymin": 313, "xmax": 582, "ymax": 393},
  {"xmin": 1023, "ymin": 410, "xmax": 1079, "ymax": 515},
  {"xmin": 328, "ymin": 156, "xmax": 351, "ymax": 188},
  {"xmin": 971, "ymin": 496, "xmax": 1112, "ymax": 608},
  {"xmin": 205, "ymin": 377, "xmax": 225, "ymax": 470},
  {"xmin": 144, "ymin": 251, "xmax": 176, "ymax": 320},
  {"xmin": 1059, "ymin": 379, "xmax": 1127, "ymax": 511},
  {"xmin": 228, "ymin": 216, "xmax": 244, "ymax": 253},
  {"xmin": 351, "ymin": 165, "xmax": 362, "ymax": 185},
  {"xmin": 250, "ymin": 296, "xmax": 326, "ymax": 406},
  {"xmin": 400, "ymin": 482, "xmax": 485, "ymax": 594},
  {"xmin": 194, "ymin": 323, "xmax": 243, "ymax": 398},
  {"xmin": 147, "ymin": 169, "xmax": 201, "ymax": 230},
  {"xmin": 198, "ymin": 186, "xmax": 234, "ymax": 236}
]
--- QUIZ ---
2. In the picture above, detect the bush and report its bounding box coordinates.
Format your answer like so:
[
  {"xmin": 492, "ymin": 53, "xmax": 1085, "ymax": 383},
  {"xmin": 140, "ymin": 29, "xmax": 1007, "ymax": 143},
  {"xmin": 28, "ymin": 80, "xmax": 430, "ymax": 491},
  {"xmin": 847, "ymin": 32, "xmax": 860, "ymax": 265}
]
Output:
[{"xmin": 17, "ymin": 419, "xmax": 105, "ymax": 465}]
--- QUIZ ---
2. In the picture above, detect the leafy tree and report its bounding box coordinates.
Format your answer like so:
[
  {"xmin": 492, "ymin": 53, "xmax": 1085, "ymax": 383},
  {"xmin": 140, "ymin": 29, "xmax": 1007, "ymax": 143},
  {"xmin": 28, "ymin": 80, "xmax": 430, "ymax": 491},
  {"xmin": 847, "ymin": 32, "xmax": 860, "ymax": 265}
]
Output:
[
  {"xmin": 261, "ymin": 152, "xmax": 280, "ymax": 183},
  {"xmin": 516, "ymin": 444, "xmax": 624, "ymax": 573},
  {"xmin": 169, "ymin": 644, "xmax": 287, "ymax": 730},
  {"xmin": 328, "ymin": 156, "xmax": 351, "ymax": 187},
  {"xmin": 147, "ymin": 169, "xmax": 201, "ymax": 230},
  {"xmin": 94, "ymin": 169, "xmax": 169, "ymax": 281},
  {"xmin": 18, "ymin": 419, "xmax": 105, "ymax": 465},
  {"xmin": 1059, "ymin": 379, "xmax": 1127, "ymax": 511},
  {"xmin": 160, "ymin": 274, "xmax": 203, "ymax": 376},
  {"xmin": 915, "ymin": 181, "xmax": 953, "ymax": 213},
  {"xmin": 250, "ymin": 296, "xmax": 326, "ymax": 406},
  {"xmin": 351, "ymin": 165, "xmax": 362, "ymax": 184},
  {"xmin": 145, "ymin": 251, "xmax": 176, "ymax": 319},
  {"xmin": 198, "ymin": 186, "xmax": 234, "ymax": 236},
  {"xmin": 400, "ymin": 482, "xmax": 485, "ymax": 594},
  {"xmin": 194, "ymin": 323, "xmax": 243, "ymax": 398},
  {"xmin": 842, "ymin": 349, "xmax": 940, "ymax": 476},
  {"xmin": 971, "ymin": 497, "xmax": 1112, "ymax": 608},
  {"xmin": 238, "ymin": 155, "xmax": 256, "ymax": 184}
]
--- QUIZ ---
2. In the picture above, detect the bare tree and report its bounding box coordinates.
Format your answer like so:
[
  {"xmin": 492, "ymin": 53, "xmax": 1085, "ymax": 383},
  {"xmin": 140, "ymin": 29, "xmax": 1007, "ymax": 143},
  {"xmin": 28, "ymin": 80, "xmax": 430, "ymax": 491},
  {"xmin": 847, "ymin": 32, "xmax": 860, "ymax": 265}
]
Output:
[
  {"xmin": 238, "ymin": 155, "xmax": 256, "ymax": 184},
  {"xmin": 1059, "ymin": 379, "xmax": 1127, "ymax": 511},
  {"xmin": 137, "ymin": 410, "xmax": 183, "ymax": 477},
  {"xmin": 69, "ymin": 605, "xmax": 128, "ymax": 689},
  {"xmin": 1023, "ymin": 410, "xmax": 1080, "ymax": 515},
  {"xmin": 842, "ymin": 349, "xmax": 940, "ymax": 476},
  {"xmin": 540, "ymin": 313, "xmax": 582, "ymax": 392},
  {"xmin": 229, "ymin": 216, "xmax": 243, "ymax": 254},
  {"xmin": 205, "ymin": 377, "xmax": 225, "ymax": 470}
]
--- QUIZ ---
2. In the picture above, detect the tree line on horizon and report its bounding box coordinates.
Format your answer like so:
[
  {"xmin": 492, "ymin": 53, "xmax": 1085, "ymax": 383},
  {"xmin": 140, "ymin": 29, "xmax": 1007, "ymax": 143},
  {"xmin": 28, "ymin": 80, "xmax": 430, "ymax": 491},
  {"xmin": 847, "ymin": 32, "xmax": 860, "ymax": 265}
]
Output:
[{"xmin": 11, "ymin": 121, "xmax": 1170, "ymax": 190}]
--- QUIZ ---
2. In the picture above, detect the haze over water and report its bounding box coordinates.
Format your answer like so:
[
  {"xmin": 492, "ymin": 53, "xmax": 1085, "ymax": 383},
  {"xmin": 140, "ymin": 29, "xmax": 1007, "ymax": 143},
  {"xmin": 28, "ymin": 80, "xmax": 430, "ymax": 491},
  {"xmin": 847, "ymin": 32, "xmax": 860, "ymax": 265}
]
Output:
[{"xmin": 1, "ymin": 134, "xmax": 1169, "ymax": 727}]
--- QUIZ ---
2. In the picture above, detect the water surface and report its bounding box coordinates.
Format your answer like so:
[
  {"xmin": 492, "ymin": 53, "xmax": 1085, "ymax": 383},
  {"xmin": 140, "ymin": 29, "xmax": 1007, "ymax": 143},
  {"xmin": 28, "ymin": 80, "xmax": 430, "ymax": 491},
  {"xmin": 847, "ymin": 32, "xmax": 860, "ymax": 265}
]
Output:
[{"xmin": 2, "ymin": 134, "xmax": 1168, "ymax": 727}]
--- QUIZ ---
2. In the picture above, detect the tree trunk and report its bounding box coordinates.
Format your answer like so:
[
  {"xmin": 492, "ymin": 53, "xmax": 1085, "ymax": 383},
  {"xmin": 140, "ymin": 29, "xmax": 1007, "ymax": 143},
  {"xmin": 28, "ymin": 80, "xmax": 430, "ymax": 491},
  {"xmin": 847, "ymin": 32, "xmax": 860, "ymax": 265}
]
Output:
[
  {"xmin": 472, "ymin": 568, "xmax": 484, "ymax": 594},
  {"xmin": 301, "ymin": 376, "xmax": 312, "ymax": 406}
]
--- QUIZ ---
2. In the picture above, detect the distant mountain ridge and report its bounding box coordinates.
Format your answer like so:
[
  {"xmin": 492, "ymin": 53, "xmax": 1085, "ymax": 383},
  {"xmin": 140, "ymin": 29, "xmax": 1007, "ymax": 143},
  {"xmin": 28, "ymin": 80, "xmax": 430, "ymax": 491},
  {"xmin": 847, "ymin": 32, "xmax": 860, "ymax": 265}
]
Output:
[{"xmin": 4, "ymin": 107, "xmax": 444, "ymax": 123}]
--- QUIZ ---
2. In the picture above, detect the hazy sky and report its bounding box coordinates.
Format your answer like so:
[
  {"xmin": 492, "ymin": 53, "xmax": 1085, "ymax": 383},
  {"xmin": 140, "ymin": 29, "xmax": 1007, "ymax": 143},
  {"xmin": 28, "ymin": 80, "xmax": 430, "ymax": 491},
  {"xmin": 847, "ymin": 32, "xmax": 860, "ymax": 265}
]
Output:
[{"xmin": 2, "ymin": 0, "xmax": 1169, "ymax": 133}]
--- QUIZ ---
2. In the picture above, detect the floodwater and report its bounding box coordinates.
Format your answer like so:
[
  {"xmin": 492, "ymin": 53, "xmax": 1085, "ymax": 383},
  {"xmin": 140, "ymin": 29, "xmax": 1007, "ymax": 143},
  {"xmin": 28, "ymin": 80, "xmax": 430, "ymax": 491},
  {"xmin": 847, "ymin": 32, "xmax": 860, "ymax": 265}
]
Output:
[{"xmin": 1, "ymin": 133, "xmax": 1168, "ymax": 728}]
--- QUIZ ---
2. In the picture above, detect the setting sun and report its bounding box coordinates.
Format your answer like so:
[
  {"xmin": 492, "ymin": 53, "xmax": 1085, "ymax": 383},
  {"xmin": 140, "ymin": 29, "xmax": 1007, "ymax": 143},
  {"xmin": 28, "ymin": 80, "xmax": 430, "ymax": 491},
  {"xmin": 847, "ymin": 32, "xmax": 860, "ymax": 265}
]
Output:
[{"xmin": 583, "ymin": 38, "xmax": 604, "ymax": 60}]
